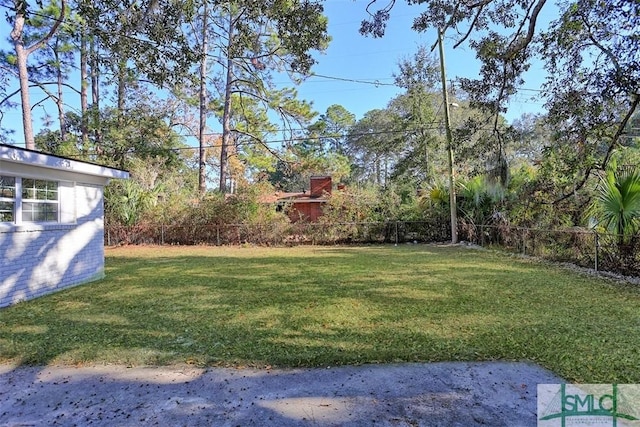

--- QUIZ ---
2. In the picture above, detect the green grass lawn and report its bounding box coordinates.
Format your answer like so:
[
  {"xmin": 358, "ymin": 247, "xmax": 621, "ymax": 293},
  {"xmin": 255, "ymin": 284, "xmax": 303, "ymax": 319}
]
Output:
[{"xmin": 0, "ymin": 244, "xmax": 639, "ymax": 382}]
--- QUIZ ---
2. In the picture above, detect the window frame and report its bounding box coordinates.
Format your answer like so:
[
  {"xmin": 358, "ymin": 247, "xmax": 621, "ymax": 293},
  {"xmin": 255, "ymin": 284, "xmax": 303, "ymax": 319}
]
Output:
[
  {"xmin": 0, "ymin": 176, "xmax": 69, "ymax": 225},
  {"xmin": 20, "ymin": 178, "xmax": 60, "ymax": 223},
  {"xmin": 0, "ymin": 176, "xmax": 16, "ymax": 223}
]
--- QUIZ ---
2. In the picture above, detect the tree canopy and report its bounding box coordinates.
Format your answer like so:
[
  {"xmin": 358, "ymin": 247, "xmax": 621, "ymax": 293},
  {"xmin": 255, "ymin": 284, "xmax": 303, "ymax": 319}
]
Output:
[{"xmin": 361, "ymin": 0, "xmax": 640, "ymax": 199}]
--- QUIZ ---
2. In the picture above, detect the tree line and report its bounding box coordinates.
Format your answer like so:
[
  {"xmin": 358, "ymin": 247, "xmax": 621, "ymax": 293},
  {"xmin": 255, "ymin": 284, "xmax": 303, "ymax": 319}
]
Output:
[{"xmin": 2, "ymin": 0, "xmax": 640, "ymax": 262}]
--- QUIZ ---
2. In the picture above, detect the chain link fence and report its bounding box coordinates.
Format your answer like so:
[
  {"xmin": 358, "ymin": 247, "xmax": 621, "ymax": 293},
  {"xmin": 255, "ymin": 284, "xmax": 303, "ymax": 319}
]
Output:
[
  {"xmin": 105, "ymin": 221, "xmax": 639, "ymax": 277},
  {"xmin": 105, "ymin": 221, "xmax": 450, "ymax": 246},
  {"xmin": 465, "ymin": 224, "xmax": 639, "ymax": 277}
]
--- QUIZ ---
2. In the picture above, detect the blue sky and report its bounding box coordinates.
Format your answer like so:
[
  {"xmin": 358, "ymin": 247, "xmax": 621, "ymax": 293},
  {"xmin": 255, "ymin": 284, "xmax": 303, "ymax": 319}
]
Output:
[
  {"xmin": 1, "ymin": 0, "xmax": 551, "ymax": 147},
  {"xmin": 295, "ymin": 1, "xmax": 549, "ymax": 123}
]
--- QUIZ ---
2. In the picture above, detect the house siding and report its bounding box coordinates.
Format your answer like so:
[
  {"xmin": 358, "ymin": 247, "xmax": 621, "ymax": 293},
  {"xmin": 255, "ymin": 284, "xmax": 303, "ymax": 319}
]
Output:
[{"xmin": 0, "ymin": 183, "xmax": 105, "ymax": 308}]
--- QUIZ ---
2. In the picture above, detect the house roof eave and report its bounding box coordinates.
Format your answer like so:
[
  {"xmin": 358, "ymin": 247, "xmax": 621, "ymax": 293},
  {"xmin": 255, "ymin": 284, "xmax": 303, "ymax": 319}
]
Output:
[{"xmin": 0, "ymin": 143, "xmax": 129, "ymax": 180}]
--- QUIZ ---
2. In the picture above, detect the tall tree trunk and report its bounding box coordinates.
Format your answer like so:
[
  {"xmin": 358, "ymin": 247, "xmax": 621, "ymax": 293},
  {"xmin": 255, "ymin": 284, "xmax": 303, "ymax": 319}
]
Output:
[
  {"xmin": 80, "ymin": 25, "xmax": 89, "ymax": 149},
  {"xmin": 54, "ymin": 40, "xmax": 66, "ymax": 141},
  {"xmin": 220, "ymin": 11, "xmax": 234, "ymax": 193},
  {"xmin": 10, "ymin": 0, "xmax": 66, "ymax": 150},
  {"xmin": 117, "ymin": 60, "xmax": 127, "ymax": 114},
  {"xmin": 198, "ymin": 0, "xmax": 208, "ymax": 195},
  {"xmin": 90, "ymin": 37, "xmax": 99, "ymax": 107},
  {"xmin": 10, "ymin": 7, "xmax": 35, "ymax": 149},
  {"xmin": 90, "ymin": 35, "xmax": 101, "ymax": 146}
]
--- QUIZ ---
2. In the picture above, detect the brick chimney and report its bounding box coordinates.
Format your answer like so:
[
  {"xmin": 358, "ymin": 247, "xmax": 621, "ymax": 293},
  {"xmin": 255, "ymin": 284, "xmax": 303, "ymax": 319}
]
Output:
[{"xmin": 310, "ymin": 176, "xmax": 331, "ymax": 197}]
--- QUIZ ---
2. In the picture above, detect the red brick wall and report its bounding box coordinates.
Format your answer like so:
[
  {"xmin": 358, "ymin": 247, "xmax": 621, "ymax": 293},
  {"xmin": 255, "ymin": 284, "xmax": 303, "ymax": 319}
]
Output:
[
  {"xmin": 310, "ymin": 176, "xmax": 331, "ymax": 197},
  {"xmin": 290, "ymin": 202, "xmax": 324, "ymax": 222}
]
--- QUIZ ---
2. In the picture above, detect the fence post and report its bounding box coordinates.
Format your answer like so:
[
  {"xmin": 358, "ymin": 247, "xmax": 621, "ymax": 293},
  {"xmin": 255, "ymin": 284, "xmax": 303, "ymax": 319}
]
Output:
[
  {"xmin": 161, "ymin": 223, "xmax": 164, "ymax": 245},
  {"xmin": 217, "ymin": 226, "xmax": 220, "ymax": 246},
  {"xmin": 594, "ymin": 231, "xmax": 599, "ymax": 272},
  {"xmin": 522, "ymin": 227, "xmax": 526, "ymax": 255},
  {"xmin": 395, "ymin": 221, "xmax": 399, "ymax": 246}
]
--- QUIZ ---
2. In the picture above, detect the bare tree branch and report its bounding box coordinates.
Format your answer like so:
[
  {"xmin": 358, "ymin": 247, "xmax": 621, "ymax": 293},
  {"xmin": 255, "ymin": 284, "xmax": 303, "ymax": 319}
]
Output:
[
  {"xmin": 25, "ymin": 0, "xmax": 66, "ymax": 56},
  {"xmin": 453, "ymin": 5, "xmax": 485, "ymax": 49},
  {"xmin": 553, "ymin": 95, "xmax": 640, "ymax": 205},
  {"xmin": 602, "ymin": 95, "xmax": 640, "ymax": 168},
  {"xmin": 365, "ymin": 0, "xmax": 395, "ymax": 16},
  {"xmin": 0, "ymin": 88, "xmax": 21, "ymax": 107},
  {"xmin": 503, "ymin": 0, "xmax": 547, "ymax": 59}
]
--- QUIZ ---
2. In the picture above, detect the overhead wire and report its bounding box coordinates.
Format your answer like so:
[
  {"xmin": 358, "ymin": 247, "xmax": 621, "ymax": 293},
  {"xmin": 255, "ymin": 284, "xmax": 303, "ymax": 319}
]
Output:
[
  {"xmin": 170, "ymin": 122, "xmax": 516, "ymax": 152},
  {"xmin": 308, "ymin": 73, "xmax": 397, "ymax": 87}
]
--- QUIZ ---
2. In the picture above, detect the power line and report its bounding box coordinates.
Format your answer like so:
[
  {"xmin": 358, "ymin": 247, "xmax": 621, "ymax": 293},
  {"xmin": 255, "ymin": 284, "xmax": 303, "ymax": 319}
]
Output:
[
  {"xmin": 309, "ymin": 73, "xmax": 397, "ymax": 87},
  {"xmin": 174, "ymin": 123, "xmax": 515, "ymax": 151}
]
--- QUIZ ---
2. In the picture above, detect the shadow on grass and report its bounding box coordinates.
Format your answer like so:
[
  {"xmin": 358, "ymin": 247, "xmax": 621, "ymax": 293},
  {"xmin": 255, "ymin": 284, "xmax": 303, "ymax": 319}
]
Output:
[{"xmin": 0, "ymin": 245, "xmax": 639, "ymax": 383}]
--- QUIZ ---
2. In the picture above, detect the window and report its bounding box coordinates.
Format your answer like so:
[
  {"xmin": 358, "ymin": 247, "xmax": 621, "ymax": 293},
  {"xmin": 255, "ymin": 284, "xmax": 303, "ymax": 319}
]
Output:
[
  {"xmin": 0, "ymin": 176, "xmax": 71, "ymax": 225},
  {"xmin": 0, "ymin": 176, "xmax": 15, "ymax": 222},
  {"xmin": 21, "ymin": 179, "xmax": 59, "ymax": 222}
]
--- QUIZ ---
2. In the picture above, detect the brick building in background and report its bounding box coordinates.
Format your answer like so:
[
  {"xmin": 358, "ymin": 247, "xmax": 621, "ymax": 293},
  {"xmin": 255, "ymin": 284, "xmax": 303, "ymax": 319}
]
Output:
[{"xmin": 266, "ymin": 176, "xmax": 335, "ymax": 222}]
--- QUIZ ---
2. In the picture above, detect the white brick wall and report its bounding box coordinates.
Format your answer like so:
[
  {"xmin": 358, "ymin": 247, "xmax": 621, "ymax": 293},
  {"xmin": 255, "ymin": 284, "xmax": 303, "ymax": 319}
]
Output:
[{"xmin": 0, "ymin": 183, "xmax": 105, "ymax": 307}]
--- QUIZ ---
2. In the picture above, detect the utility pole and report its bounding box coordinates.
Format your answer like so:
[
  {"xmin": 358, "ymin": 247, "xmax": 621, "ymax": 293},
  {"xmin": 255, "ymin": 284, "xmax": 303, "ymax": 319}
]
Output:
[
  {"xmin": 198, "ymin": 0, "xmax": 208, "ymax": 195},
  {"xmin": 438, "ymin": 27, "xmax": 458, "ymax": 244}
]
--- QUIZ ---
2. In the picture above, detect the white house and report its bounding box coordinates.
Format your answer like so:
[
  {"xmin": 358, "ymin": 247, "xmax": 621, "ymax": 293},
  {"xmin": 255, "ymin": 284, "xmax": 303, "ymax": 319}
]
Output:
[{"xmin": 0, "ymin": 143, "xmax": 129, "ymax": 307}]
